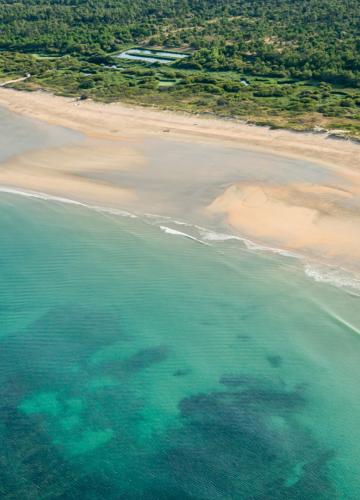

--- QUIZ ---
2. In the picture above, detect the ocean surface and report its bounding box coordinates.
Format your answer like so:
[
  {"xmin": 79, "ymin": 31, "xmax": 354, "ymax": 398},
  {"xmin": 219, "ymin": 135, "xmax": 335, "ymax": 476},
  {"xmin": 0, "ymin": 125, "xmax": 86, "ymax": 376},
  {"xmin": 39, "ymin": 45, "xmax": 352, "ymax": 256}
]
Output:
[{"xmin": 1, "ymin": 108, "xmax": 360, "ymax": 499}]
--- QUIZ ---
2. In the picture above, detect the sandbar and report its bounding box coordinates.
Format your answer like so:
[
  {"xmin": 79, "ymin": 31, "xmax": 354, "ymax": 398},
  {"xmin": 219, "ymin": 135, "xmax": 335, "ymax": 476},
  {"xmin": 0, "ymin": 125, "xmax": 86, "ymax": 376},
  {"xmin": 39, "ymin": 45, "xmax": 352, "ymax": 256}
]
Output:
[{"xmin": 0, "ymin": 88, "xmax": 359, "ymax": 271}]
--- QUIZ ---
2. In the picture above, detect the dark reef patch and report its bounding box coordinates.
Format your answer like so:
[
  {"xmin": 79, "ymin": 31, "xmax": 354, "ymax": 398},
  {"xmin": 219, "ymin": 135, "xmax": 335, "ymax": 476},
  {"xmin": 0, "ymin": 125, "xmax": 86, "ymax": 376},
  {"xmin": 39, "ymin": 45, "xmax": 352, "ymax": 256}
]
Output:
[
  {"xmin": 0, "ymin": 407, "xmax": 79, "ymax": 499},
  {"xmin": 123, "ymin": 346, "xmax": 169, "ymax": 372},
  {"xmin": 0, "ymin": 305, "xmax": 125, "ymax": 375},
  {"xmin": 237, "ymin": 333, "xmax": 252, "ymax": 340},
  {"xmin": 0, "ymin": 302, "xmax": 337, "ymax": 499},
  {"xmin": 219, "ymin": 374, "xmax": 259, "ymax": 387},
  {"xmin": 149, "ymin": 378, "xmax": 336, "ymax": 499},
  {"xmin": 0, "ymin": 370, "xmax": 337, "ymax": 499},
  {"xmin": 103, "ymin": 345, "xmax": 169, "ymax": 378},
  {"xmin": 266, "ymin": 354, "xmax": 283, "ymax": 368},
  {"xmin": 0, "ymin": 374, "xmax": 34, "ymax": 410},
  {"xmin": 173, "ymin": 369, "xmax": 190, "ymax": 377}
]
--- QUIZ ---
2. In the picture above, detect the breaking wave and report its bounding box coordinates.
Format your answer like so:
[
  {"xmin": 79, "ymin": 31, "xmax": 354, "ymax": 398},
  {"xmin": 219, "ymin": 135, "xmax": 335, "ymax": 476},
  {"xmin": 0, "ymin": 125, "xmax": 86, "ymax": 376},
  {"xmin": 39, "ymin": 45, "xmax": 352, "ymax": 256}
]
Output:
[
  {"xmin": 304, "ymin": 263, "xmax": 360, "ymax": 296},
  {"xmin": 2, "ymin": 185, "xmax": 360, "ymax": 295}
]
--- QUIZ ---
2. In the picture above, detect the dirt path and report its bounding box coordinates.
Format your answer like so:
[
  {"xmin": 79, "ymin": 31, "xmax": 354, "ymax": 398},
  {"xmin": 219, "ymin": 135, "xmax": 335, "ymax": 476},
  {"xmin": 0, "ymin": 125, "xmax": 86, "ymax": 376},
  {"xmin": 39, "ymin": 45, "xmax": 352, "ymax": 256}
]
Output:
[{"xmin": 0, "ymin": 74, "xmax": 30, "ymax": 87}]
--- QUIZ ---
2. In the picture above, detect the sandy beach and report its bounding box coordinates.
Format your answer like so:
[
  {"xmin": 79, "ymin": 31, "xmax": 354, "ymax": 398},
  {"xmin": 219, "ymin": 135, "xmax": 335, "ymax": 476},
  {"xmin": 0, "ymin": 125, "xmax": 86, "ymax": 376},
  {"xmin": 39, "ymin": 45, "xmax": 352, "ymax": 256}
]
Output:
[
  {"xmin": 0, "ymin": 88, "xmax": 359, "ymax": 170},
  {"xmin": 0, "ymin": 88, "xmax": 359, "ymax": 269},
  {"xmin": 209, "ymin": 182, "xmax": 360, "ymax": 264}
]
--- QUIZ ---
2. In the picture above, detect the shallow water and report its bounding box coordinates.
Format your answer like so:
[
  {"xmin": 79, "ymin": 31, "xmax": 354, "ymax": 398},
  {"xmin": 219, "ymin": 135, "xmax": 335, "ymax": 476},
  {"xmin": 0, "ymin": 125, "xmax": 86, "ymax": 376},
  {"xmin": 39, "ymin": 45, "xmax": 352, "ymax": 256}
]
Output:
[
  {"xmin": 0, "ymin": 106, "xmax": 82, "ymax": 162},
  {"xmin": 1, "ymin": 106, "xmax": 360, "ymax": 498},
  {"xmin": 87, "ymin": 137, "xmax": 344, "ymax": 220},
  {"xmin": 0, "ymin": 193, "xmax": 360, "ymax": 499}
]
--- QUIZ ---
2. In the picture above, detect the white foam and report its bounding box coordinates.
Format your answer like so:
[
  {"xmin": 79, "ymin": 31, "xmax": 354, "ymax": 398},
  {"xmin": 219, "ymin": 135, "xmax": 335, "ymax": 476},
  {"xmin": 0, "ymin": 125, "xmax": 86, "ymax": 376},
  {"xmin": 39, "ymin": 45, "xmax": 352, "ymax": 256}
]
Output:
[
  {"xmin": 243, "ymin": 239, "xmax": 300, "ymax": 259},
  {"xmin": 3, "ymin": 185, "xmax": 360, "ymax": 296},
  {"xmin": 92, "ymin": 206, "xmax": 137, "ymax": 218},
  {"xmin": 0, "ymin": 186, "xmax": 85, "ymax": 206},
  {"xmin": 199, "ymin": 228, "xmax": 299, "ymax": 258},
  {"xmin": 144, "ymin": 213, "xmax": 172, "ymax": 220},
  {"xmin": 0, "ymin": 186, "xmax": 137, "ymax": 218},
  {"xmin": 172, "ymin": 220, "xmax": 193, "ymax": 227},
  {"xmin": 159, "ymin": 225, "xmax": 209, "ymax": 245},
  {"xmin": 144, "ymin": 213, "xmax": 192, "ymax": 227},
  {"xmin": 199, "ymin": 227, "xmax": 360, "ymax": 294},
  {"xmin": 199, "ymin": 229, "xmax": 242, "ymax": 242},
  {"xmin": 304, "ymin": 263, "xmax": 360, "ymax": 295}
]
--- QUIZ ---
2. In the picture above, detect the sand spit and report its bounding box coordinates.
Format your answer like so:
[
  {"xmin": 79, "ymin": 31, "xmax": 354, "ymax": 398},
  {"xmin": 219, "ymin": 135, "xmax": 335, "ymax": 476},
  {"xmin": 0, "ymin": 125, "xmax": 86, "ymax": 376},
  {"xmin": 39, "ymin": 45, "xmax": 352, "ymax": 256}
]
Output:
[{"xmin": 209, "ymin": 182, "xmax": 360, "ymax": 265}]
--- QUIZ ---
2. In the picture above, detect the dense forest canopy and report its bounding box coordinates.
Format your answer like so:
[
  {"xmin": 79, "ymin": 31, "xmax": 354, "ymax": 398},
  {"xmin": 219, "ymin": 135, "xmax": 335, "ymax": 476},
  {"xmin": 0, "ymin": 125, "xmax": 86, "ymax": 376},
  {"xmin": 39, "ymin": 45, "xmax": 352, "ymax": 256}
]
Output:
[
  {"xmin": 0, "ymin": 0, "xmax": 359, "ymax": 86},
  {"xmin": 0, "ymin": 0, "xmax": 359, "ymax": 137}
]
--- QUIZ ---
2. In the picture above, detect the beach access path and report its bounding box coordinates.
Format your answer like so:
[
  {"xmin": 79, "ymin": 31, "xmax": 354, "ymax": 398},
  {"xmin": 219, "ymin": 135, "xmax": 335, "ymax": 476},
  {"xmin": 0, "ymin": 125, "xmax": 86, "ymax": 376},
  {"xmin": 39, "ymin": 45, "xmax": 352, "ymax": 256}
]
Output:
[{"xmin": 0, "ymin": 75, "xmax": 31, "ymax": 87}]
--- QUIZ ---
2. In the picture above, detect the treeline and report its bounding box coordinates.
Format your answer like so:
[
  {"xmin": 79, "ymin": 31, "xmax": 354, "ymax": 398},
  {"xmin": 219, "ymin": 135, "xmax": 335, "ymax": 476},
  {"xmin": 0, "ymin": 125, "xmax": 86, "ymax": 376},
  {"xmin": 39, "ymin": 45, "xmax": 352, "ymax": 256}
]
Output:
[{"xmin": 0, "ymin": 0, "xmax": 359, "ymax": 86}]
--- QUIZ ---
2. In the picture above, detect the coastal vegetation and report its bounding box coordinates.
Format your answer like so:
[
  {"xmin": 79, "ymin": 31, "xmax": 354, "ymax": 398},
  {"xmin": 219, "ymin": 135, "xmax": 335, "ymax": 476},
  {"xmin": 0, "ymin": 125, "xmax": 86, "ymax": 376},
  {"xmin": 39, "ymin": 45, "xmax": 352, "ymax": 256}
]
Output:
[{"xmin": 0, "ymin": 0, "xmax": 359, "ymax": 137}]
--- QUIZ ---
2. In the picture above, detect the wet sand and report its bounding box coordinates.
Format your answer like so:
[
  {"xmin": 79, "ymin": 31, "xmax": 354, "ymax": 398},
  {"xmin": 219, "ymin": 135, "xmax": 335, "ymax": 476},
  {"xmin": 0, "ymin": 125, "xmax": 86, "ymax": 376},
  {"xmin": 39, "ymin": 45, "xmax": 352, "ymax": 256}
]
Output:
[
  {"xmin": 0, "ymin": 139, "xmax": 144, "ymax": 205},
  {"xmin": 0, "ymin": 88, "xmax": 359, "ymax": 170},
  {"xmin": 0, "ymin": 88, "xmax": 359, "ymax": 270}
]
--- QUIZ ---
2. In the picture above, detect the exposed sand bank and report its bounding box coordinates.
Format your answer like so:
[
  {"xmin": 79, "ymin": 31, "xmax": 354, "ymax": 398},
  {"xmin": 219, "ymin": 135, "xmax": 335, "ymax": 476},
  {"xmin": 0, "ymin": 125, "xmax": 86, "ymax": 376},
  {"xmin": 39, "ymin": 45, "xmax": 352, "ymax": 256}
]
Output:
[
  {"xmin": 0, "ymin": 88, "xmax": 359, "ymax": 269},
  {"xmin": 209, "ymin": 182, "xmax": 360, "ymax": 265}
]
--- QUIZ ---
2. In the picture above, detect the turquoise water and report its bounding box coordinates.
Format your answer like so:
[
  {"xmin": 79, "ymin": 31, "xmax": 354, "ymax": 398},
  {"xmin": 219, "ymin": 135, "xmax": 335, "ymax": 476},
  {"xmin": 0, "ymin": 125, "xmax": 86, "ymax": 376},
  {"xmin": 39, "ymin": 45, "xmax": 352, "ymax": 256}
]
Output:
[{"xmin": 1, "ymin": 193, "xmax": 360, "ymax": 499}]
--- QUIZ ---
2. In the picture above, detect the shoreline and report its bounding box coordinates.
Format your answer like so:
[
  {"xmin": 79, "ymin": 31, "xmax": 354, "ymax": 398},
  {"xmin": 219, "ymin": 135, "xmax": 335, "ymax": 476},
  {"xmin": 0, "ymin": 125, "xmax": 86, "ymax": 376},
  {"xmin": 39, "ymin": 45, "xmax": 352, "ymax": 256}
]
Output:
[
  {"xmin": 0, "ymin": 88, "xmax": 359, "ymax": 172},
  {"xmin": 3, "ymin": 183, "xmax": 360, "ymax": 296},
  {"xmin": 0, "ymin": 87, "xmax": 360, "ymax": 275}
]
